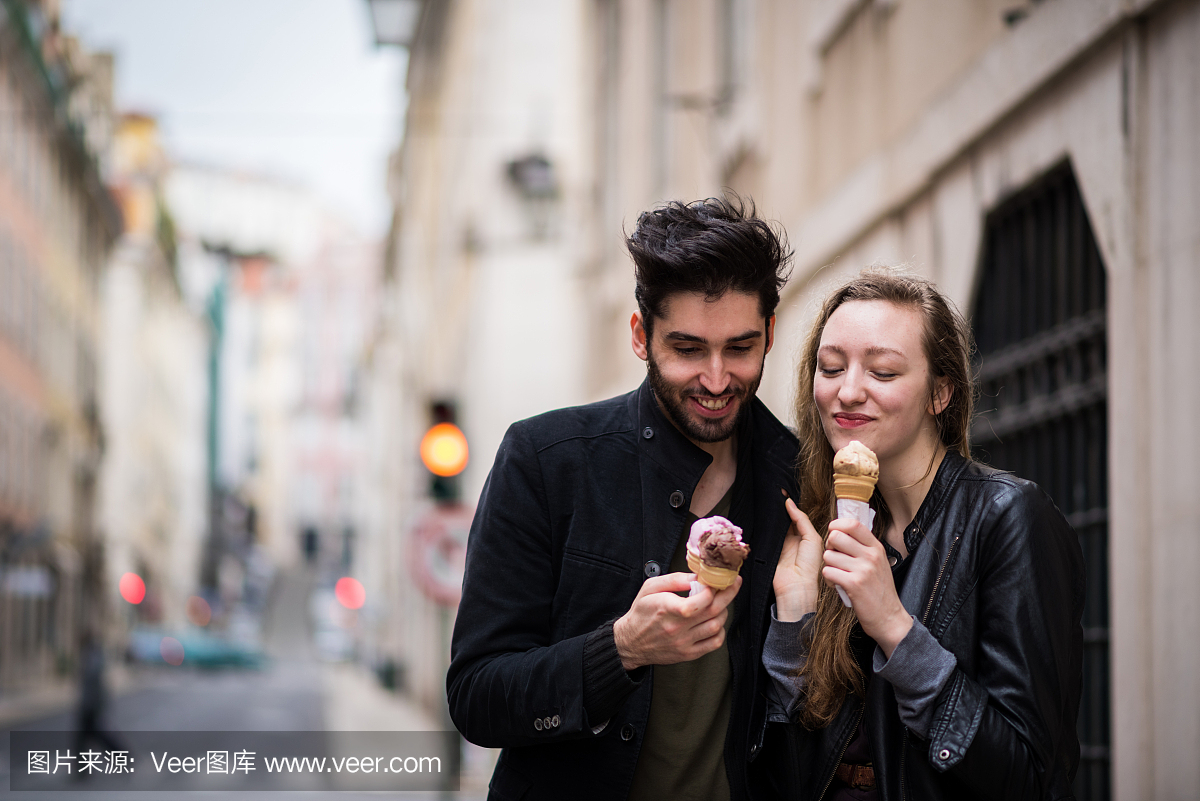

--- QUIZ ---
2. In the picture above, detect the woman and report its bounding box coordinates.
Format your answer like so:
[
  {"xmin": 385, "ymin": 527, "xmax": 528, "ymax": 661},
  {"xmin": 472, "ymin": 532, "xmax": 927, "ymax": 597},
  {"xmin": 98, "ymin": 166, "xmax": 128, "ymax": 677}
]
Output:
[{"xmin": 765, "ymin": 271, "xmax": 1084, "ymax": 800}]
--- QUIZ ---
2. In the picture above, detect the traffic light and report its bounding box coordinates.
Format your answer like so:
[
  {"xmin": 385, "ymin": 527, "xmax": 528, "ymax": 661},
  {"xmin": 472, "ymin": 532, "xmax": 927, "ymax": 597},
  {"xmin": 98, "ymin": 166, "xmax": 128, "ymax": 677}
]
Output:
[{"xmin": 421, "ymin": 401, "xmax": 467, "ymax": 504}]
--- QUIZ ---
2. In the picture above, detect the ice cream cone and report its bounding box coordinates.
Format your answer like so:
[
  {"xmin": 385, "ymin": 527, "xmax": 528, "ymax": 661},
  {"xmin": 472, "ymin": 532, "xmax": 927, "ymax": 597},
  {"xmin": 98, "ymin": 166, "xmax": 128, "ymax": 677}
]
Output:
[
  {"xmin": 828, "ymin": 442, "xmax": 879, "ymax": 608},
  {"xmin": 832, "ymin": 441, "xmax": 879, "ymax": 503},
  {"xmin": 833, "ymin": 473, "xmax": 876, "ymax": 503},
  {"xmin": 686, "ymin": 550, "xmax": 739, "ymax": 590}
]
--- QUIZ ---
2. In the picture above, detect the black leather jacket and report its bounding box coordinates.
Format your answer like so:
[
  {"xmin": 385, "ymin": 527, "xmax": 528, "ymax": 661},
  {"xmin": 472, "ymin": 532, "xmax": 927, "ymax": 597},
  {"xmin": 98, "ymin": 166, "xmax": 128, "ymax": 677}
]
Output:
[
  {"xmin": 448, "ymin": 380, "xmax": 799, "ymax": 800},
  {"xmin": 764, "ymin": 452, "xmax": 1084, "ymax": 801}
]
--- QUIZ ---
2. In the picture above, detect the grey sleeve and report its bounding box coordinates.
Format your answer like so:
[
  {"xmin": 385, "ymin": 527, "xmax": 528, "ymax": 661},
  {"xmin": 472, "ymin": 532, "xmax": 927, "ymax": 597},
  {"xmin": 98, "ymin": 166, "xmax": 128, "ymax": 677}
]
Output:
[
  {"xmin": 764, "ymin": 607, "xmax": 813, "ymax": 719},
  {"xmin": 873, "ymin": 617, "xmax": 957, "ymax": 738}
]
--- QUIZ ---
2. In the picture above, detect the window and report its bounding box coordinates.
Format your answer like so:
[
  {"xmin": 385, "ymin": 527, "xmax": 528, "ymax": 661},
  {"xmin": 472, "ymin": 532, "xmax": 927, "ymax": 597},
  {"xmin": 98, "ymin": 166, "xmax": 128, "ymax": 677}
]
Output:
[{"xmin": 971, "ymin": 161, "xmax": 1110, "ymax": 801}]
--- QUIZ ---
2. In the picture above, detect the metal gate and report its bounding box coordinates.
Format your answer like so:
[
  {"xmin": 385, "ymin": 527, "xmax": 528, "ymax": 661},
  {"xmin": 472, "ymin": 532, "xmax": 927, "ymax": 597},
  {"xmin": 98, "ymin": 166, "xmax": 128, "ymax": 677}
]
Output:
[{"xmin": 970, "ymin": 162, "xmax": 1110, "ymax": 800}]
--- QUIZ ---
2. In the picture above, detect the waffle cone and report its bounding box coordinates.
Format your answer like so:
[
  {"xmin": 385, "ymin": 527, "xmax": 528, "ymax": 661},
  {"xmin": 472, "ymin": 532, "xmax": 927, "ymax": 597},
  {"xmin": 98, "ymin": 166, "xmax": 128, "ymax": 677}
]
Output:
[
  {"xmin": 686, "ymin": 550, "xmax": 740, "ymax": 590},
  {"xmin": 833, "ymin": 473, "xmax": 877, "ymax": 503}
]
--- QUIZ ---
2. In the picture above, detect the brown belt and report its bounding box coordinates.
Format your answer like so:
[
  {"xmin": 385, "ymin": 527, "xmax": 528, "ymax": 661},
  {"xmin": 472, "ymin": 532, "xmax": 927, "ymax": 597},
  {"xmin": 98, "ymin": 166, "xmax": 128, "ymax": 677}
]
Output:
[{"xmin": 835, "ymin": 762, "xmax": 876, "ymax": 791}]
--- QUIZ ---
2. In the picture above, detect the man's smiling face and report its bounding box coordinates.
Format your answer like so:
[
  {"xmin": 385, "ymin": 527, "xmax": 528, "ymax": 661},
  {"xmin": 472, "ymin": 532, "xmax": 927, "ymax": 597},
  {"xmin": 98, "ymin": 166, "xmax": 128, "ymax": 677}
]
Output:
[{"xmin": 632, "ymin": 290, "xmax": 774, "ymax": 444}]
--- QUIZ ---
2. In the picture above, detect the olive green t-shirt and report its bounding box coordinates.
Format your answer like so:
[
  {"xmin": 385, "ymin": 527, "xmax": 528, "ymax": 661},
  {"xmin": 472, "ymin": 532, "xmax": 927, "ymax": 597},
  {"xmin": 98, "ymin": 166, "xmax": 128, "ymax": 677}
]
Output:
[{"xmin": 627, "ymin": 487, "xmax": 735, "ymax": 801}]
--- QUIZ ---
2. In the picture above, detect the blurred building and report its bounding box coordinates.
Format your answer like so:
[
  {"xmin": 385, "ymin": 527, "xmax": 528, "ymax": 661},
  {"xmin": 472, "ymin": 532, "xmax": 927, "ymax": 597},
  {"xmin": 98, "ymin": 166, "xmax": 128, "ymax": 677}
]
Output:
[
  {"xmin": 278, "ymin": 220, "xmax": 379, "ymax": 666},
  {"xmin": 581, "ymin": 0, "xmax": 1200, "ymax": 798},
  {"xmin": 167, "ymin": 163, "xmax": 379, "ymax": 645},
  {"xmin": 0, "ymin": 0, "xmax": 120, "ymax": 694},
  {"xmin": 367, "ymin": 0, "xmax": 591, "ymax": 715},
  {"xmin": 291, "ymin": 219, "xmax": 377, "ymax": 586},
  {"xmin": 166, "ymin": 165, "xmax": 312, "ymax": 618},
  {"xmin": 98, "ymin": 113, "xmax": 208, "ymax": 634}
]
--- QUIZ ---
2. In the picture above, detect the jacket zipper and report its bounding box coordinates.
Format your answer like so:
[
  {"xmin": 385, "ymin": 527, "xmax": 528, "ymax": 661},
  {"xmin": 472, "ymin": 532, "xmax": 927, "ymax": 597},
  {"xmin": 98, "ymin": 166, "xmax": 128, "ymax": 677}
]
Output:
[
  {"xmin": 817, "ymin": 702, "xmax": 865, "ymax": 801},
  {"xmin": 903, "ymin": 533, "xmax": 962, "ymax": 801},
  {"xmin": 921, "ymin": 534, "xmax": 961, "ymax": 626}
]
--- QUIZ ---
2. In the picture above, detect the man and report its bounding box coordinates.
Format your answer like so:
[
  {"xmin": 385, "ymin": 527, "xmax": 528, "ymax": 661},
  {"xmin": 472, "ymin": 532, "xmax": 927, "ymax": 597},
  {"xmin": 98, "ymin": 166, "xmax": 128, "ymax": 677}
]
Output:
[{"xmin": 447, "ymin": 197, "xmax": 799, "ymax": 800}]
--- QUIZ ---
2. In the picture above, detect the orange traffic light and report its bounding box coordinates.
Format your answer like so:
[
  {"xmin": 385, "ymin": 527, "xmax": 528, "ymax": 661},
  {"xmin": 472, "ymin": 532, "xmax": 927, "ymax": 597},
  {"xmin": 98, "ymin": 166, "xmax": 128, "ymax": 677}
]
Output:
[{"xmin": 420, "ymin": 422, "xmax": 469, "ymax": 477}]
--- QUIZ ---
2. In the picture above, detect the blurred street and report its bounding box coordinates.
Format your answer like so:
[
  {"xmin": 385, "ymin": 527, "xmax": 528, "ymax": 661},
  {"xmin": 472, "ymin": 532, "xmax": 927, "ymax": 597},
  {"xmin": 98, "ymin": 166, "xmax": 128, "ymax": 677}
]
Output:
[{"xmin": 0, "ymin": 568, "xmax": 487, "ymax": 799}]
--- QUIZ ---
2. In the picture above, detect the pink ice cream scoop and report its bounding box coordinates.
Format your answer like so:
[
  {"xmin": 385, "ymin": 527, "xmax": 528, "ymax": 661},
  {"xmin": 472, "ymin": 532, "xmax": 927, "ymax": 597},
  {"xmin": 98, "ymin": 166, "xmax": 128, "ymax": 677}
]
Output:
[{"xmin": 687, "ymin": 516, "xmax": 750, "ymax": 573}]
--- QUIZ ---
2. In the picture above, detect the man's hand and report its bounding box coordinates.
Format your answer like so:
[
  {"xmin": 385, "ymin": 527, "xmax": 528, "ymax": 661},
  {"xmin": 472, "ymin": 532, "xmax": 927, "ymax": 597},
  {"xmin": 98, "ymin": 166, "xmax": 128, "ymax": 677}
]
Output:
[{"xmin": 613, "ymin": 573, "xmax": 740, "ymax": 671}]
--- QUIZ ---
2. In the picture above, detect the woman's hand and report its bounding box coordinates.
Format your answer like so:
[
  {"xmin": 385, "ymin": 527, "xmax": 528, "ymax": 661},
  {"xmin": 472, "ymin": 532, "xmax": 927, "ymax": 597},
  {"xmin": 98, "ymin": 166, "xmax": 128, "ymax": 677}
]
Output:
[
  {"xmin": 773, "ymin": 497, "xmax": 825, "ymax": 621},
  {"xmin": 822, "ymin": 518, "xmax": 912, "ymax": 656}
]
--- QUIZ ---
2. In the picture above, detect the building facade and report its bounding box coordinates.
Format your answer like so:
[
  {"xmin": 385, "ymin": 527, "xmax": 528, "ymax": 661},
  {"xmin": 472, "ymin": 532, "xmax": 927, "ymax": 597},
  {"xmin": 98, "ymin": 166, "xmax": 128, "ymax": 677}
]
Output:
[
  {"xmin": 0, "ymin": 0, "xmax": 120, "ymax": 693},
  {"xmin": 98, "ymin": 113, "xmax": 208, "ymax": 634},
  {"xmin": 369, "ymin": 0, "xmax": 592, "ymax": 717},
  {"xmin": 580, "ymin": 0, "xmax": 1200, "ymax": 798}
]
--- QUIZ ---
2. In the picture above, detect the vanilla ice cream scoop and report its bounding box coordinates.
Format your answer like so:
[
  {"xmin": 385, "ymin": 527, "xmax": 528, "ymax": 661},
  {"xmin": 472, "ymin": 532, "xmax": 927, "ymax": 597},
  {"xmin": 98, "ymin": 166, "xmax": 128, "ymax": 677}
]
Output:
[{"xmin": 832, "ymin": 440, "xmax": 879, "ymax": 503}]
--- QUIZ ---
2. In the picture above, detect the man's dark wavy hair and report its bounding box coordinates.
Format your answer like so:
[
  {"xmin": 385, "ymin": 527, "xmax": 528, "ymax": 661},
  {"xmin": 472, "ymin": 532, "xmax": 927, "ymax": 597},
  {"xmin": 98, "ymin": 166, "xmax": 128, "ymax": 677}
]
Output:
[{"xmin": 626, "ymin": 194, "xmax": 793, "ymax": 334}]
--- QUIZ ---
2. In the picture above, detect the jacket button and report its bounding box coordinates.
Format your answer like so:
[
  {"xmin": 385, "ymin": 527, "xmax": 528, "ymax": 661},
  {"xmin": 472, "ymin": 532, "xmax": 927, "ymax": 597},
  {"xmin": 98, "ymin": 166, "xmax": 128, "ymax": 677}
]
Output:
[
  {"xmin": 620, "ymin": 724, "xmax": 636, "ymax": 741},
  {"xmin": 644, "ymin": 561, "xmax": 661, "ymax": 578},
  {"xmin": 551, "ymin": 715, "xmax": 561, "ymax": 728},
  {"xmin": 642, "ymin": 427, "xmax": 654, "ymax": 439},
  {"xmin": 534, "ymin": 718, "xmax": 543, "ymax": 731},
  {"xmin": 749, "ymin": 743, "xmax": 760, "ymax": 759},
  {"xmin": 669, "ymin": 491, "xmax": 685, "ymax": 508},
  {"xmin": 543, "ymin": 716, "xmax": 552, "ymax": 730},
  {"xmin": 938, "ymin": 748, "xmax": 951, "ymax": 761}
]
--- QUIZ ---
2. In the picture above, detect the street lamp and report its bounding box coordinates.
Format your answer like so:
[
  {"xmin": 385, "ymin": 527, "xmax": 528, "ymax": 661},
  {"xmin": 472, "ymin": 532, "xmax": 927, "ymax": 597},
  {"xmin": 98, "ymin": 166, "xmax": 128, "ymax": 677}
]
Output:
[
  {"xmin": 506, "ymin": 152, "xmax": 558, "ymax": 239},
  {"xmin": 365, "ymin": 0, "xmax": 422, "ymax": 47}
]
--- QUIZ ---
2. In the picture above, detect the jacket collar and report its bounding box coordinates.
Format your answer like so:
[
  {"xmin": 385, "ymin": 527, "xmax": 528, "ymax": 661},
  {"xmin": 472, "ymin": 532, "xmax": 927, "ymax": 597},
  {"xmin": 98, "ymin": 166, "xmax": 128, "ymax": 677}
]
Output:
[
  {"xmin": 910, "ymin": 449, "xmax": 969, "ymax": 542},
  {"xmin": 895, "ymin": 449, "xmax": 969, "ymax": 615},
  {"xmin": 630, "ymin": 377, "xmax": 761, "ymax": 567},
  {"xmin": 625, "ymin": 376, "xmax": 788, "ymax": 517},
  {"xmin": 627, "ymin": 377, "xmax": 716, "ymax": 483}
]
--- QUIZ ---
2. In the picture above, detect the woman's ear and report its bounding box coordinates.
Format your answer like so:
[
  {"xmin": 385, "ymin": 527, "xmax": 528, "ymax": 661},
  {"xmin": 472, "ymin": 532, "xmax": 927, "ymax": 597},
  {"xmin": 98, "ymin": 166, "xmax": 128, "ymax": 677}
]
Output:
[{"xmin": 930, "ymin": 377, "xmax": 953, "ymax": 416}]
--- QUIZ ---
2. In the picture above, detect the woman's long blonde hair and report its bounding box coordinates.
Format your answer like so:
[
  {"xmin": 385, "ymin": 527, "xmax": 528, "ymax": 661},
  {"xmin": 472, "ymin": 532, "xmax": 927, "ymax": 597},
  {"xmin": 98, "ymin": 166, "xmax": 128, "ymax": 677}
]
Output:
[{"xmin": 794, "ymin": 269, "xmax": 975, "ymax": 728}]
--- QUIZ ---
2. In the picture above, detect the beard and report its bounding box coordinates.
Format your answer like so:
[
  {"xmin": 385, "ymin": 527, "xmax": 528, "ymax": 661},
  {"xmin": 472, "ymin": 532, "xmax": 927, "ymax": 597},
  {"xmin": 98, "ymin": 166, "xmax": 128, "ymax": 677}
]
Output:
[{"xmin": 646, "ymin": 347, "xmax": 765, "ymax": 444}]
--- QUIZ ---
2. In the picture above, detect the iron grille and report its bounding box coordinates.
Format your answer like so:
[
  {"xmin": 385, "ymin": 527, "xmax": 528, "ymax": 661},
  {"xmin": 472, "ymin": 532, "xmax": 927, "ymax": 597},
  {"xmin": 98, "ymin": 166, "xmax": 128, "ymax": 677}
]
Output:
[{"xmin": 971, "ymin": 162, "xmax": 1110, "ymax": 801}]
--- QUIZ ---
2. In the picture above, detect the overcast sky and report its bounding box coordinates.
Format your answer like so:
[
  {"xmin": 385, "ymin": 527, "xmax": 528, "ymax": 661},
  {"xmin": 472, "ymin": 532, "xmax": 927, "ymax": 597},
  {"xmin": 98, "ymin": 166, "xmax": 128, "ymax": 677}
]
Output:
[{"xmin": 62, "ymin": 0, "xmax": 407, "ymax": 237}]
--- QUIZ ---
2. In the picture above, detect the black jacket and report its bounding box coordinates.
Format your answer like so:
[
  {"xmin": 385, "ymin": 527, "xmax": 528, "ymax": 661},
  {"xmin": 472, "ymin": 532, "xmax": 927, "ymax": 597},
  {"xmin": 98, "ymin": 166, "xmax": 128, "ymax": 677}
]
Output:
[
  {"xmin": 765, "ymin": 452, "xmax": 1085, "ymax": 801},
  {"xmin": 448, "ymin": 380, "xmax": 800, "ymax": 800}
]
